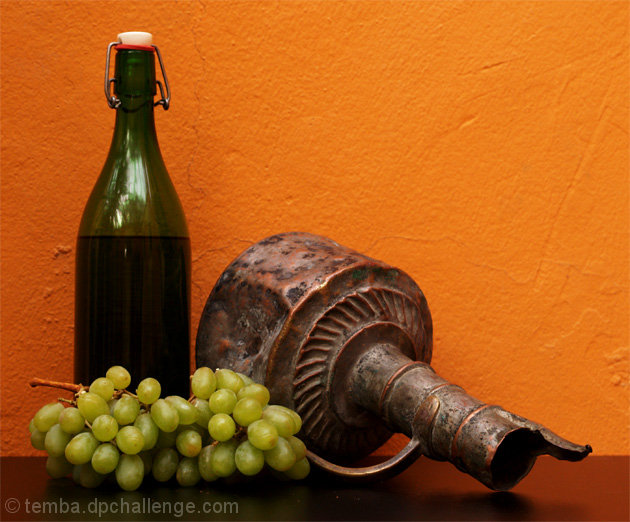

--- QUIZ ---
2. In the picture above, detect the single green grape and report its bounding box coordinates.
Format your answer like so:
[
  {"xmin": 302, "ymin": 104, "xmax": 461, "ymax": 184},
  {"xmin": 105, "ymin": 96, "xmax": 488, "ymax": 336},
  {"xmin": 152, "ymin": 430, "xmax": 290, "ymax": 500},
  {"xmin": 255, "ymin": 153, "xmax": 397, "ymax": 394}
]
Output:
[
  {"xmin": 115, "ymin": 454, "xmax": 144, "ymax": 491},
  {"xmin": 91, "ymin": 443, "xmax": 119, "ymax": 474},
  {"xmin": 236, "ymin": 373, "xmax": 254, "ymax": 386},
  {"xmin": 134, "ymin": 413, "xmax": 159, "ymax": 450},
  {"xmin": 193, "ymin": 398, "xmax": 211, "ymax": 429},
  {"xmin": 152, "ymin": 448, "xmax": 179, "ymax": 482},
  {"xmin": 176, "ymin": 429, "xmax": 202, "ymax": 457},
  {"xmin": 233, "ymin": 398, "xmax": 263, "ymax": 427},
  {"xmin": 33, "ymin": 402, "xmax": 64, "ymax": 432},
  {"xmin": 237, "ymin": 383, "xmax": 270, "ymax": 406},
  {"xmin": 46, "ymin": 455, "xmax": 73, "ymax": 478},
  {"xmin": 44, "ymin": 423, "xmax": 72, "ymax": 457},
  {"xmin": 176, "ymin": 457, "xmax": 201, "ymax": 487},
  {"xmin": 150, "ymin": 399, "xmax": 179, "ymax": 432},
  {"xmin": 115, "ymin": 426, "xmax": 145, "ymax": 455},
  {"xmin": 283, "ymin": 407, "xmax": 303, "ymax": 433},
  {"xmin": 77, "ymin": 392, "xmax": 110, "ymax": 423},
  {"xmin": 208, "ymin": 413, "xmax": 236, "ymax": 442},
  {"xmin": 208, "ymin": 389, "xmax": 237, "ymax": 415},
  {"xmin": 139, "ymin": 451, "xmax": 152, "ymax": 475},
  {"xmin": 215, "ymin": 369, "xmax": 244, "ymax": 394},
  {"xmin": 91, "ymin": 415, "xmax": 118, "ymax": 442},
  {"xmin": 106, "ymin": 366, "xmax": 131, "ymax": 389},
  {"xmin": 79, "ymin": 462, "xmax": 106, "ymax": 488},
  {"xmin": 155, "ymin": 429, "xmax": 177, "ymax": 449},
  {"xmin": 165, "ymin": 396, "xmax": 199, "ymax": 425},
  {"xmin": 65, "ymin": 432, "xmax": 99, "ymax": 465},
  {"xmin": 31, "ymin": 429, "xmax": 47, "ymax": 450},
  {"xmin": 210, "ymin": 440, "xmax": 238, "ymax": 477},
  {"xmin": 89, "ymin": 377, "xmax": 115, "ymax": 401},
  {"xmin": 266, "ymin": 405, "xmax": 302, "ymax": 433},
  {"xmin": 198, "ymin": 445, "xmax": 218, "ymax": 482},
  {"xmin": 264, "ymin": 437, "xmax": 296, "ymax": 471},
  {"xmin": 113, "ymin": 395, "xmax": 140, "ymax": 425},
  {"xmin": 287, "ymin": 436, "xmax": 307, "ymax": 461},
  {"xmin": 136, "ymin": 377, "xmax": 161, "ymax": 404},
  {"xmin": 285, "ymin": 457, "xmax": 310, "ymax": 480},
  {"xmin": 247, "ymin": 419, "xmax": 279, "ymax": 451},
  {"xmin": 58, "ymin": 407, "xmax": 85, "ymax": 435},
  {"xmin": 235, "ymin": 440, "xmax": 265, "ymax": 476},
  {"xmin": 262, "ymin": 407, "xmax": 296, "ymax": 438},
  {"xmin": 191, "ymin": 367, "xmax": 216, "ymax": 399}
]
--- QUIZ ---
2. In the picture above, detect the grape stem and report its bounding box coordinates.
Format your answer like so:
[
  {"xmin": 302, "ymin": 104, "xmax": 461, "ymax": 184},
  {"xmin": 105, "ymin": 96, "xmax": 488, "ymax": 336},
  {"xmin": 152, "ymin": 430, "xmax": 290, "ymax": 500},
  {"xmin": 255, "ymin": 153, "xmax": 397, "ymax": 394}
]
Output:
[{"xmin": 29, "ymin": 377, "xmax": 86, "ymax": 394}]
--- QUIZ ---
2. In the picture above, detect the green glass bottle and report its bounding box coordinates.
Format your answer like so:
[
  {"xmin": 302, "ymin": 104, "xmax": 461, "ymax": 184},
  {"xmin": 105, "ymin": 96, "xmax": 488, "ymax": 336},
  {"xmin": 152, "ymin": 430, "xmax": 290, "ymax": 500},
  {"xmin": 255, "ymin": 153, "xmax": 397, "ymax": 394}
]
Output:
[{"xmin": 74, "ymin": 33, "xmax": 190, "ymax": 396}]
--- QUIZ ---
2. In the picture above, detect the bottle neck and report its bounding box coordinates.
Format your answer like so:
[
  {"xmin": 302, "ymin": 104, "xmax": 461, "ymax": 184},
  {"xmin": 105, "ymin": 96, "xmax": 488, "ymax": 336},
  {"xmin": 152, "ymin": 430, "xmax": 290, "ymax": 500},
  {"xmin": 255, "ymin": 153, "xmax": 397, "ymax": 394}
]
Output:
[
  {"xmin": 111, "ymin": 98, "xmax": 159, "ymax": 155},
  {"xmin": 110, "ymin": 49, "xmax": 160, "ymax": 155}
]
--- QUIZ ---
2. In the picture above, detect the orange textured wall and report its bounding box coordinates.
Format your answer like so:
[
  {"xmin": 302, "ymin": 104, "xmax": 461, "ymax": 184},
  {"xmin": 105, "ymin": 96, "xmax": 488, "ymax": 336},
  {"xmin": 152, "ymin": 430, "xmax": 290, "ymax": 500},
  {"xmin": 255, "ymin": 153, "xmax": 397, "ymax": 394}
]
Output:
[{"xmin": 1, "ymin": 1, "xmax": 628, "ymax": 457}]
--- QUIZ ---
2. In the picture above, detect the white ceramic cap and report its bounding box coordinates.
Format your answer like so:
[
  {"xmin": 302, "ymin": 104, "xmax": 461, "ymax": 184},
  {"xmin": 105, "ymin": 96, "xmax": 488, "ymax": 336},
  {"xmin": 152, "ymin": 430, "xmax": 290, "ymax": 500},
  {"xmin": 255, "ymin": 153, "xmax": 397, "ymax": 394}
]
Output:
[{"xmin": 117, "ymin": 32, "xmax": 153, "ymax": 46}]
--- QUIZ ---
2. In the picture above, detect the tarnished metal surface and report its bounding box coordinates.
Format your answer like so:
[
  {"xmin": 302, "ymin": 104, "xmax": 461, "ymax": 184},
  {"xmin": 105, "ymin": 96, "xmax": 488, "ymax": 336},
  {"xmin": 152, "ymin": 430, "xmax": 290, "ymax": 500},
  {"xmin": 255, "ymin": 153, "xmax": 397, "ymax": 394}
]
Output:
[
  {"xmin": 197, "ymin": 233, "xmax": 432, "ymax": 461},
  {"xmin": 196, "ymin": 232, "xmax": 591, "ymax": 490}
]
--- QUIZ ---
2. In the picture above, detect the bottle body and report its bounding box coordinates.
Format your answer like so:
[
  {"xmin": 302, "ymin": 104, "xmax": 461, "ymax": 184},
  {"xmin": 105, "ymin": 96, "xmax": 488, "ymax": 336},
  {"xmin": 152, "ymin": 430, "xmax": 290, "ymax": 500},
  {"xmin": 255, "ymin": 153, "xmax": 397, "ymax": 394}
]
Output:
[
  {"xmin": 75, "ymin": 235, "xmax": 190, "ymax": 395},
  {"xmin": 74, "ymin": 46, "xmax": 190, "ymax": 395}
]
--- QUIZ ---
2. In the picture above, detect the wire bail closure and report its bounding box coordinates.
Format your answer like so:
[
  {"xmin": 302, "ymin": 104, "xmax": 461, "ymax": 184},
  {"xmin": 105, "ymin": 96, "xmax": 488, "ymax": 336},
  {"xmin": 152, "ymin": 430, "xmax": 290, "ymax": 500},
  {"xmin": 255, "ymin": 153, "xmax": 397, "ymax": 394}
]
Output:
[
  {"xmin": 152, "ymin": 45, "xmax": 171, "ymax": 110},
  {"xmin": 104, "ymin": 41, "xmax": 171, "ymax": 110}
]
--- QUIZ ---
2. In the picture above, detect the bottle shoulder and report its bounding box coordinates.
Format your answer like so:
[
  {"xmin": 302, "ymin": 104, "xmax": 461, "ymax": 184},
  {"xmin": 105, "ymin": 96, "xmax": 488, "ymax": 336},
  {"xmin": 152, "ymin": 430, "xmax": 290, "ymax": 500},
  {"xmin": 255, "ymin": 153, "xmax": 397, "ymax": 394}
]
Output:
[{"xmin": 79, "ymin": 152, "xmax": 189, "ymax": 237}]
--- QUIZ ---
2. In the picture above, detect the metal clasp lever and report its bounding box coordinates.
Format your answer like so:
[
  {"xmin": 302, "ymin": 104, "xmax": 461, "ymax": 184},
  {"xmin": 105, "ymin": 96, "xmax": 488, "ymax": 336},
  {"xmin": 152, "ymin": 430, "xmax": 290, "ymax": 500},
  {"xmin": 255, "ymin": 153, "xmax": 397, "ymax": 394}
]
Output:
[
  {"xmin": 152, "ymin": 44, "xmax": 171, "ymax": 110},
  {"xmin": 104, "ymin": 41, "xmax": 121, "ymax": 109},
  {"xmin": 104, "ymin": 42, "xmax": 171, "ymax": 110}
]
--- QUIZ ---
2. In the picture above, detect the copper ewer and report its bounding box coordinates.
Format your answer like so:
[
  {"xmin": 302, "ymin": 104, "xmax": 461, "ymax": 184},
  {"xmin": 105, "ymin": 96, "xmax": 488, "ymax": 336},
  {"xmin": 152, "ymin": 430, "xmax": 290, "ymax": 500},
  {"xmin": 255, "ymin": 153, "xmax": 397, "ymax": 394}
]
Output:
[{"xmin": 196, "ymin": 232, "xmax": 591, "ymax": 490}]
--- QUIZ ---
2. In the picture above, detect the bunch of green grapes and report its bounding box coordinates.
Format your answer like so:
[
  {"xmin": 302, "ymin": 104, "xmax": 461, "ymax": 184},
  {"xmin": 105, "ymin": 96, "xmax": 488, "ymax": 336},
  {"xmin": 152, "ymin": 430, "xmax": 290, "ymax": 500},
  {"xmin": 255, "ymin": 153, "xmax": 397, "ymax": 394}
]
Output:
[{"xmin": 29, "ymin": 366, "xmax": 309, "ymax": 491}]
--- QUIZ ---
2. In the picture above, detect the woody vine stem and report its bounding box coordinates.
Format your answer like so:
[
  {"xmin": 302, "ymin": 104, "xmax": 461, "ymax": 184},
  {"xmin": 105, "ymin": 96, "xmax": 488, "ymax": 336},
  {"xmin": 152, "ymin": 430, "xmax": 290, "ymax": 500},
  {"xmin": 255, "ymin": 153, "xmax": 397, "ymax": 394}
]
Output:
[{"xmin": 29, "ymin": 378, "xmax": 139, "ymax": 402}]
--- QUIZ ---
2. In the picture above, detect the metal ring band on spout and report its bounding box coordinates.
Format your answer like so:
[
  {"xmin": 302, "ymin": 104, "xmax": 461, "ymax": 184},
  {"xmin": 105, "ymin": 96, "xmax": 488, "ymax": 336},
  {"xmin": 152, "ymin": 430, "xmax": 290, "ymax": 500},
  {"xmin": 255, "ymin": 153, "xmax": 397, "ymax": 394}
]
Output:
[{"xmin": 377, "ymin": 361, "xmax": 432, "ymax": 417}]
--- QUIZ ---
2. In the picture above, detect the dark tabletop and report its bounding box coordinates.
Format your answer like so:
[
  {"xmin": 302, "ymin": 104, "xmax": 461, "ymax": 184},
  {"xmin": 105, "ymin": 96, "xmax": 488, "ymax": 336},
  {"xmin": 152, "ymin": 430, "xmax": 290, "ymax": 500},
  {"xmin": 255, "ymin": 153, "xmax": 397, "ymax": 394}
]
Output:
[{"xmin": 1, "ymin": 456, "xmax": 628, "ymax": 521}]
